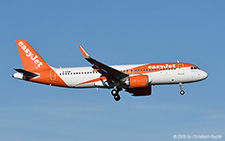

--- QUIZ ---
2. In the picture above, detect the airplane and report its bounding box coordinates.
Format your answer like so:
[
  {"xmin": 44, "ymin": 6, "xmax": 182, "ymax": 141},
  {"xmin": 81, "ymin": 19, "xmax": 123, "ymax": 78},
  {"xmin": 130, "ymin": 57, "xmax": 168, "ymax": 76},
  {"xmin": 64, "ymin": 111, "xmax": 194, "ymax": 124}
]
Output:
[{"xmin": 13, "ymin": 40, "xmax": 208, "ymax": 101}]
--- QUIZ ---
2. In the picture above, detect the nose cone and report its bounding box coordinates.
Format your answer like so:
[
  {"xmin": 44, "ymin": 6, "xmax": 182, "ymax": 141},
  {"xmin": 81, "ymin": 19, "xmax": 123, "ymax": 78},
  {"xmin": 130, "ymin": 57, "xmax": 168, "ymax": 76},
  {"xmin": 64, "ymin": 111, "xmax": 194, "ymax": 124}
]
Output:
[{"xmin": 201, "ymin": 71, "xmax": 208, "ymax": 80}]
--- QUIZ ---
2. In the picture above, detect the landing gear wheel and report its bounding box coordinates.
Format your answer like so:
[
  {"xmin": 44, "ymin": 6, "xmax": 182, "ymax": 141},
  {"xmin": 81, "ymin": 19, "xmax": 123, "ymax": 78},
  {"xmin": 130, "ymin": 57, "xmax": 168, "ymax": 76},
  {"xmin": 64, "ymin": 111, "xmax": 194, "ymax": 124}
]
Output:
[
  {"xmin": 111, "ymin": 88, "xmax": 122, "ymax": 101},
  {"xmin": 114, "ymin": 95, "xmax": 120, "ymax": 101},
  {"xmin": 180, "ymin": 90, "xmax": 185, "ymax": 95},
  {"xmin": 111, "ymin": 90, "xmax": 118, "ymax": 96}
]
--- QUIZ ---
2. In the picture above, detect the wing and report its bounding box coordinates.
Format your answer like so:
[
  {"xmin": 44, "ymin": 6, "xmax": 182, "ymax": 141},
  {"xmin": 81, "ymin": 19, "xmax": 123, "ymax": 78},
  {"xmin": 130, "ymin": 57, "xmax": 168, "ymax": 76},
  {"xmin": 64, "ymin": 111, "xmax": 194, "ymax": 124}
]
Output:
[{"xmin": 78, "ymin": 45, "xmax": 129, "ymax": 83}]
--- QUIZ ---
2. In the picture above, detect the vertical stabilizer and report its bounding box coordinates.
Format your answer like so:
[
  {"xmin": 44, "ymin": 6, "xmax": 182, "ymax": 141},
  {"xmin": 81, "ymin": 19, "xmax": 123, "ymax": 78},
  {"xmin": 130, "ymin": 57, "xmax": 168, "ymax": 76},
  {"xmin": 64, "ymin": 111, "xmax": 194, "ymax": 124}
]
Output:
[
  {"xmin": 14, "ymin": 40, "xmax": 67, "ymax": 87},
  {"xmin": 15, "ymin": 40, "xmax": 50, "ymax": 71}
]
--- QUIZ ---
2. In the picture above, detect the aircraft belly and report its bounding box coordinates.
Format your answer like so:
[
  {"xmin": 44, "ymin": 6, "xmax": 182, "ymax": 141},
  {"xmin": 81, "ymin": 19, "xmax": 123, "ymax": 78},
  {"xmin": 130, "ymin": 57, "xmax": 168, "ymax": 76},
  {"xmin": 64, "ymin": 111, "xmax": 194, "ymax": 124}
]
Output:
[{"xmin": 61, "ymin": 75, "xmax": 97, "ymax": 88}]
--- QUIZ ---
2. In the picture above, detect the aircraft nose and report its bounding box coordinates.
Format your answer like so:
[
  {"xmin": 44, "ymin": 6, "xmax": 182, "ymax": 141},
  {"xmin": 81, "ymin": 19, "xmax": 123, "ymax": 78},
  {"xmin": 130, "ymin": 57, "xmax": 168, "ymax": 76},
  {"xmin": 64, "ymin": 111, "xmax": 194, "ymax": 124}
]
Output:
[{"xmin": 201, "ymin": 71, "xmax": 208, "ymax": 80}]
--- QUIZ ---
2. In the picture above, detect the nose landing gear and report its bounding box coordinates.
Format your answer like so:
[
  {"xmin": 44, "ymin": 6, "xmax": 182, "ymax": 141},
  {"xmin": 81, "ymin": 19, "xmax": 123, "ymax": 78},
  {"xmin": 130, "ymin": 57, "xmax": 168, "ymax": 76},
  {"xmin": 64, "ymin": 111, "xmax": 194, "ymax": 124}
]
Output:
[
  {"xmin": 180, "ymin": 90, "xmax": 185, "ymax": 95},
  {"xmin": 179, "ymin": 83, "xmax": 185, "ymax": 95},
  {"xmin": 111, "ymin": 88, "xmax": 122, "ymax": 101}
]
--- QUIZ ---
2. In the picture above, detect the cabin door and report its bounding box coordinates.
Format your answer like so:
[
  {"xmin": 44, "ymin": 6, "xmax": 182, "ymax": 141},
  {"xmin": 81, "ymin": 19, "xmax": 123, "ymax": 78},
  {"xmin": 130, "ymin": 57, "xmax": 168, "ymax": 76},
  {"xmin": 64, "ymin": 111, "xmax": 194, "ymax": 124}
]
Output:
[
  {"xmin": 178, "ymin": 64, "xmax": 184, "ymax": 75},
  {"xmin": 50, "ymin": 70, "xmax": 57, "ymax": 81}
]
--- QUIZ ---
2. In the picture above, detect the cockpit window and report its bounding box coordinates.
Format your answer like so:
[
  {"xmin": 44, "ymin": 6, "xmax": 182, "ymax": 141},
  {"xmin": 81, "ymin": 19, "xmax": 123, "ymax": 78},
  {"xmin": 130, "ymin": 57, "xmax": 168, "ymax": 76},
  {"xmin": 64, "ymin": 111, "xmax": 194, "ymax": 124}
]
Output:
[{"xmin": 191, "ymin": 66, "xmax": 200, "ymax": 70}]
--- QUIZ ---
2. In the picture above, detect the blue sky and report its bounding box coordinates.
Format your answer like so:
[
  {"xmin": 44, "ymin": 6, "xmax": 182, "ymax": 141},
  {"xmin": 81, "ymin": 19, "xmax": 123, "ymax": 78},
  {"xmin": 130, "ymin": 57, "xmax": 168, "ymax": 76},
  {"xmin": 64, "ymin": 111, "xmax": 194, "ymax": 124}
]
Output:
[{"xmin": 1, "ymin": 0, "xmax": 225, "ymax": 140}]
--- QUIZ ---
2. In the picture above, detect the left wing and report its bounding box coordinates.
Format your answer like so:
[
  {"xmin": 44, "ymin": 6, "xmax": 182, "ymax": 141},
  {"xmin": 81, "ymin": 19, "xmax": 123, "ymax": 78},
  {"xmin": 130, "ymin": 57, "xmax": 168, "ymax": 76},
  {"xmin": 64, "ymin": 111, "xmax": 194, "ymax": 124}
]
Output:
[{"xmin": 78, "ymin": 45, "xmax": 129, "ymax": 83}]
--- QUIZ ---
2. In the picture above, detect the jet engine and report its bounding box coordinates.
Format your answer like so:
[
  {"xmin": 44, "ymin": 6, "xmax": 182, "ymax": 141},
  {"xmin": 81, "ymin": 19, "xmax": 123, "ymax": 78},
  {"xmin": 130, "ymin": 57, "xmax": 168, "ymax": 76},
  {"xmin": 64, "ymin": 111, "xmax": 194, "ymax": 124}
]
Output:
[
  {"xmin": 124, "ymin": 75, "xmax": 150, "ymax": 88},
  {"xmin": 124, "ymin": 75, "xmax": 152, "ymax": 96}
]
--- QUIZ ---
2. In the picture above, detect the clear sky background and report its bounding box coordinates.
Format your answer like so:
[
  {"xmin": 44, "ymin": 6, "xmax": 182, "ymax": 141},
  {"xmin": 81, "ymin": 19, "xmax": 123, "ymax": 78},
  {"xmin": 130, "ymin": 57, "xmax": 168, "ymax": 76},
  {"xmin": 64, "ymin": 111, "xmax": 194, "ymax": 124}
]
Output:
[{"xmin": 1, "ymin": 0, "xmax": 225, "ymax": 140}]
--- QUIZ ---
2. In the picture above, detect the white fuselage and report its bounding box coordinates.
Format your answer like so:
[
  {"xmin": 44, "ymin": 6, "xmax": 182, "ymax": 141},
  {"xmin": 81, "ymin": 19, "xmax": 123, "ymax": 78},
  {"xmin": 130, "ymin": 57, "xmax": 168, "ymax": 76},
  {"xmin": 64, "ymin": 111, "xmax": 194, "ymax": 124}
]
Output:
[{"xmin": 51, "ymin": 64, "xmax": 208, "ymax": 88}]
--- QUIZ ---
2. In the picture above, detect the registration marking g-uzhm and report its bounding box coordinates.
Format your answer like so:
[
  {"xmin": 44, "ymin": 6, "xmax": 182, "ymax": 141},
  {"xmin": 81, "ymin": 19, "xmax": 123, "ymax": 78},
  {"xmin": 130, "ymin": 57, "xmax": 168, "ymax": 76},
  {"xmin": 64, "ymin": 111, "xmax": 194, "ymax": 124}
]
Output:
[{"xmin": 18, "ymin": 41, "xmax": 43, "ymax": 68}]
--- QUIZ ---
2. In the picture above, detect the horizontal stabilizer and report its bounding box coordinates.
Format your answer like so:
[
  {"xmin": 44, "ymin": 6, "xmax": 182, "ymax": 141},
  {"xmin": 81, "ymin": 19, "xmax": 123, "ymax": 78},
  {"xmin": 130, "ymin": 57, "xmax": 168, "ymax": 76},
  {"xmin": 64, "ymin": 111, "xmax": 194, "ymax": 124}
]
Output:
[{"xmin": 14, "ymin": 68, "xmax": 38, "ymax": 77}]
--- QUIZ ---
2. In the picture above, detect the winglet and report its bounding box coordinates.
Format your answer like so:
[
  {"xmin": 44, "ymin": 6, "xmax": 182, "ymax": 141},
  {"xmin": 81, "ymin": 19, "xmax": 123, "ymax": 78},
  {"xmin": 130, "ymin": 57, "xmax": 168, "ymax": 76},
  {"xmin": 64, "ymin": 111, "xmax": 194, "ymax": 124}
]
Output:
[{"xmin": 78, "ymin": 45, "xmax": 89, "ymax": 58}]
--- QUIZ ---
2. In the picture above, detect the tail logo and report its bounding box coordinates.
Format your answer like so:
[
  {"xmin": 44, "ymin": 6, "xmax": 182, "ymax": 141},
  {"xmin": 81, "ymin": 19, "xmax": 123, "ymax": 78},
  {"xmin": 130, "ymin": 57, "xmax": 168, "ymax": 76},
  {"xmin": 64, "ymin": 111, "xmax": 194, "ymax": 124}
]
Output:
[{"xmin": 18, "ymin": 41, "xmax": 43, "ymax": 68}]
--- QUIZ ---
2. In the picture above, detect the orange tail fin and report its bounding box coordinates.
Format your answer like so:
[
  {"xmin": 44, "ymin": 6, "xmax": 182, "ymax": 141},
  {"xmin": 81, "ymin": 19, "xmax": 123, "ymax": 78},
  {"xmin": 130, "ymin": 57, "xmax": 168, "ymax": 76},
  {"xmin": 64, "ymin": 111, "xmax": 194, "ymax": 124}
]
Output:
[{"xmin": 15, "ymin": 40, "xmax": 50, "ymax": 71}]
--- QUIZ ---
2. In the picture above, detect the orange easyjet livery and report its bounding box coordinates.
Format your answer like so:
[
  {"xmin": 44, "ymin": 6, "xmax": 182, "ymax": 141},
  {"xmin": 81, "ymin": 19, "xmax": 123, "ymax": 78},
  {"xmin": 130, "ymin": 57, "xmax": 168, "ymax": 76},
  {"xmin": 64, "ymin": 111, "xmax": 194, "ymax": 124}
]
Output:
[{"xmin": 13, "ymin": 40, "xmax": 208, "ymax": 101}]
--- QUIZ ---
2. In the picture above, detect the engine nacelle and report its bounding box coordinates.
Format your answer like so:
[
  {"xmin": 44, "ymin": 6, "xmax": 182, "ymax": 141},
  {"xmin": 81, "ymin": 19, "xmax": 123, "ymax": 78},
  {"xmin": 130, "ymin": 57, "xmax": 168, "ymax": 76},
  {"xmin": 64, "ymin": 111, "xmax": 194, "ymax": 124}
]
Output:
[
  {"xmin": 126, "ymin": 86, "xmax": 152, "ymax": 96},
  {"xmin": 125, "ymin": 75, "xmax": 150, "ymax": 88},
  {"xmin": 133, "ymin": 86, "xmax": 151, "ymax": 96}
]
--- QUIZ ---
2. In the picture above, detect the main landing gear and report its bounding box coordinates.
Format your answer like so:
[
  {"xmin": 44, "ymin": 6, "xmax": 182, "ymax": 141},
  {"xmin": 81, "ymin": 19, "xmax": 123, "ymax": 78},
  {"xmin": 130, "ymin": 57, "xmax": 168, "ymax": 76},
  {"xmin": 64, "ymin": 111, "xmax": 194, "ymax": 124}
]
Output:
[
  {"xmin": 179, "ymin": 83, "xmax": 185, "ymax": 95},
  {"xmin": 111, "ymin": 88, "xmax": 122, "ymax": 101}
]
